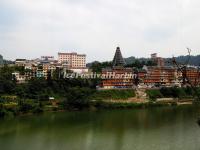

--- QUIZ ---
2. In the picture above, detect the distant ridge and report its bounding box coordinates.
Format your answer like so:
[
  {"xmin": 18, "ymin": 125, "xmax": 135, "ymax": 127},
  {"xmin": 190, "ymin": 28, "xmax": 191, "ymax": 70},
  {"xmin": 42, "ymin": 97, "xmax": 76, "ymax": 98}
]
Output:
[
  {"xmin": 87, "ymin": 55, "xmax": 200, "ymax": 67},
  {"xmin": 124, "ymin": 55, "xmax": 200, "ymax": 66}
]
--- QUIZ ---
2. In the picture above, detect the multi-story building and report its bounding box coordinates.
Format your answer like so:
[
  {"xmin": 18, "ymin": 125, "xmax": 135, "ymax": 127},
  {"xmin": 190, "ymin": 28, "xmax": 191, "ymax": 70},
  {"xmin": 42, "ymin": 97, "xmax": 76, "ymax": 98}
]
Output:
[
  {"xmin": 12, "ymin": 72, "xmax": 31, "ymax": 84},
  {"xmin": 58, "ymin": 52, "xmax": 87, "ymax": 73},
  {"xmin": 183, "ymin": 67, "xmax": 200, "ymax": 86},
  {"xmin": 139, "ymin": 66, "xmax": 178, "ymax": 86},
  {"xmin": 137, "ymin": 65, "xmax": 200, "ymax": 87},
  {"xmin": 101, "ymin": 67, "xmax": 135, "ymax": 89},
  {"xmin": 58, "ymin": 52, "xmax": 86, "ymax": 68}
]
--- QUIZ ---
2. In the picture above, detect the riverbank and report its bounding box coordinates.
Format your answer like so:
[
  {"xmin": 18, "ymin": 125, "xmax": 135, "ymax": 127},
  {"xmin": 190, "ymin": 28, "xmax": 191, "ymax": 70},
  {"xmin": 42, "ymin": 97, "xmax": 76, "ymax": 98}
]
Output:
[
  {"xmin": 0, "ymin": 87, "xmax": 199, "ymax": 119},
  {"xmin": 0, "ymin": 97, "xmax": 196, "ymax": 119}
]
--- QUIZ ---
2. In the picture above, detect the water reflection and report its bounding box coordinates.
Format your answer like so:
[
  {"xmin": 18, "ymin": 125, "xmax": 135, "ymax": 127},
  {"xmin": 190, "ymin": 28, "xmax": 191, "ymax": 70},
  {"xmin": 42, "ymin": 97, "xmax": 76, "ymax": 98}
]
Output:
[{"xmin": 0, "ymin": 106, "xmax": 200, "ymax": 150}]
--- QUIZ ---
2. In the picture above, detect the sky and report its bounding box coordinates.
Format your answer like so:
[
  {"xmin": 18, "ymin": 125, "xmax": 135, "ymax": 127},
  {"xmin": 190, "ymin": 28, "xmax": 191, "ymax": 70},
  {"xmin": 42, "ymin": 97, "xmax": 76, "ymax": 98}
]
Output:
[{"xmin": 0, "ymin": 0, "xmax": 200, "ymax": 62}]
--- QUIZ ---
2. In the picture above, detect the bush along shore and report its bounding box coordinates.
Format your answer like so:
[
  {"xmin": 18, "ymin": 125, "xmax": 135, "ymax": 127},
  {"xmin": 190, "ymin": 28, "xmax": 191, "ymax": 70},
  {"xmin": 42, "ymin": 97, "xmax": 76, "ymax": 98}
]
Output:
[
  {"xmin": 1, "ymin": 85, "xmax": 199, "ymax": 119},
  {"xmin": 0, "ymin": 88, "xmax": 137, "ymax": 118}
]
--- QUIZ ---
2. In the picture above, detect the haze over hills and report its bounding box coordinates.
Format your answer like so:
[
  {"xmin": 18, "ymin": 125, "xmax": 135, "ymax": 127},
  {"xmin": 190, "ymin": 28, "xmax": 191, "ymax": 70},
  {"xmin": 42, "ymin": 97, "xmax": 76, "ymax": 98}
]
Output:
[
  {"xmin": 87, "ymin": 55, "xmax": 200, "ymax": 67},
  {"xmin": 125, "ymin": 55, "xmax": 200, "ymax": 66}
]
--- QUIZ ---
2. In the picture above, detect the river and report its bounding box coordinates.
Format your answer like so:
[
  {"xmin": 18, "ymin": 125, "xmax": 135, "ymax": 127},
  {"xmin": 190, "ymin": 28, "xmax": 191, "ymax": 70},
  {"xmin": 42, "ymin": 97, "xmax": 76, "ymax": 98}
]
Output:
[{"xmin": 0, "ymin": 106, "xmax": 200, "ymax": 150}]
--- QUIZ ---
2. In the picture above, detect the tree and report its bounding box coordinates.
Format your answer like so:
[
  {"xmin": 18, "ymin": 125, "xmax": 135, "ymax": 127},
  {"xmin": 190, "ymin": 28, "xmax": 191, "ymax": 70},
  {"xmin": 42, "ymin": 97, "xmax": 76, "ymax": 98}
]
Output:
[
  {"xmin": 90, "ymin": 61, "xmax": 112, "ymax": 73},
  {"xmin": 63, "ymin": 87, "xmax": 95, "ymax": 109},
  {"xmin": 146, "ymin": 89, "xmax": 163, "ymax": 101}
]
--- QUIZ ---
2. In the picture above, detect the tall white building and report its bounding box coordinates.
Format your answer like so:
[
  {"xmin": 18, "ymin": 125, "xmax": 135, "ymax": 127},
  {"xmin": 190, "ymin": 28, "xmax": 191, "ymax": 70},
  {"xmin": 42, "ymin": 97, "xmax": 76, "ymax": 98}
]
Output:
[{"xmin": 58, "ymin": 52, "xmax": 86, "ymax": 68}]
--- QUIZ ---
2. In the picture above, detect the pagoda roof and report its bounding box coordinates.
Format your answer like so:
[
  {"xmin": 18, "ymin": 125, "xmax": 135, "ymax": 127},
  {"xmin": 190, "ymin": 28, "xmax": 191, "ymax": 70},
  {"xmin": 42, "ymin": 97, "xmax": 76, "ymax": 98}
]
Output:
[{"xmin": 112, "ymin": 47, "xmax": 126, "ymax": 67}]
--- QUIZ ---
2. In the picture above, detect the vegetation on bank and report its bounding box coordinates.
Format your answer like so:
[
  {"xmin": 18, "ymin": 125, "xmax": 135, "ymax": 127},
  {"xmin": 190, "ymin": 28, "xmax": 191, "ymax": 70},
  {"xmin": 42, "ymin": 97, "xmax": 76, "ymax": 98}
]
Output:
[
  {"xmin": 0, "ymin": 65, "xmax": 137, "ymax": 118},
  {"xmin": 89, "ymin": 89, "xmax": 135, "ymax": 100},
  {"xmin": 146, "ymin": 87, "xmax": 200, "ymax": 101},
  {"xmin": 0, "ymin": 88, "xmax": 136, "ymax": 118}
]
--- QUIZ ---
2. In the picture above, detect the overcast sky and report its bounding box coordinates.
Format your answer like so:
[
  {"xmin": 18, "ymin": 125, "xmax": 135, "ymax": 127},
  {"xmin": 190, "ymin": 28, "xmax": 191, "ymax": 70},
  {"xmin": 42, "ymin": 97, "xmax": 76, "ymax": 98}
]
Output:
[{"xmin": 0, "ymin": 0, "xmax": 200, "ymax": 62}]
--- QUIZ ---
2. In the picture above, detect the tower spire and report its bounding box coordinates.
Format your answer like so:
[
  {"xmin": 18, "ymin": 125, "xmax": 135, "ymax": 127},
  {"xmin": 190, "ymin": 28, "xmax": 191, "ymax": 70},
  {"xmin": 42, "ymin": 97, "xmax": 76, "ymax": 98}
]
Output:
[{"xmin": 112, "ymin": 47, "xmax": 125, "ymax": 67}]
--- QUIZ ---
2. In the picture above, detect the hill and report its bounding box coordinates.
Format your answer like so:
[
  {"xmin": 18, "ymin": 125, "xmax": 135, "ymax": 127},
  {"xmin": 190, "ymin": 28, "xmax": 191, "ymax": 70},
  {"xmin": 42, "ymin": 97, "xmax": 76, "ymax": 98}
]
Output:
[
  {"xmin": 87, "ymin": 55, "xmax": 200, "ymax": 69},
  {"xmin": 124, "ymin": 55, "xmax": 200, "ymax": 66}
]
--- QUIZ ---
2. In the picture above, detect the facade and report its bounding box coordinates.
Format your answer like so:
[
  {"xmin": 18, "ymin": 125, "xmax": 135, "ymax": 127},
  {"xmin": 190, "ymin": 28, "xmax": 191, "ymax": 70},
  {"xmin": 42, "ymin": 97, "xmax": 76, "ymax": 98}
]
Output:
[
  {"xmin": 137, "ymin": 66, "xmax": 200, "ymax": 87},
  {"xmin": 12, "ymin": 72, "xmax": 30, "ymax": 84},
  {"xmin": 183, "ymin": 67, "xmax": 200, "ymax": 86},
  {"xmin": 36, "ymin": 70, "xmax": 44, "ymax": 78},
  {"xmin": 58, "ymin": 52, "xmax": 86, "ymax": 69},
  {"xmin": 100, "ymin": 67, "xmax": 135, "ymax": 89},
  {"xmin": 139, "ymin": 66, "xmax": 178, "ymax": 86}
]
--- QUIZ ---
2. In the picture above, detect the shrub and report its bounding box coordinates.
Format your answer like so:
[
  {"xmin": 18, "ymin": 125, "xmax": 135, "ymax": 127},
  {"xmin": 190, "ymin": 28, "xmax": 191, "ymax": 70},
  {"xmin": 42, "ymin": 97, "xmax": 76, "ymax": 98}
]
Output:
[
  {"xmin": 18, "ymin": 100, "xmax": 34, "ymax": 113},
  {"xmin": 146, "ymin": 89, "xmax": 163, "ymax": 101},
  {"xmin": 90, "ymin": 89, "xmax": 135, "ymax": 100}
]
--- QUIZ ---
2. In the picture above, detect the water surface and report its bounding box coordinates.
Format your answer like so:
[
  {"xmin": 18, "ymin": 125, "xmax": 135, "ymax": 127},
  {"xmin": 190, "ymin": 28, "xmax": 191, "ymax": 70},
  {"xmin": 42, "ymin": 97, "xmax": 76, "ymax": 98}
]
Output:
[{"xmin": 0, "ymin": 106, "xmax": 200, "ymax": 150}]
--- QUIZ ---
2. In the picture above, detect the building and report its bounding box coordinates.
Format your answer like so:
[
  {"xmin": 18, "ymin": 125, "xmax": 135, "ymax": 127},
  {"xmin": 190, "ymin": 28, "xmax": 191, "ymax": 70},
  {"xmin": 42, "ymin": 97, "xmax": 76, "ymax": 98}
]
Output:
[
  {"xmin": 137, "ymin": 65, "xmax": 200, "ymax": 87},
  {"xmin": 112, "ymin": 47, "xmax": 126, "ymax": 66},
  {"xmin": 41, "ymin": 56, "xmax": 54, "ymax": 61},
  {"xmin": 36, "ymin": 69, "xmax": 44, "ymax": 78},
  {"xmin": 100, "ymin": 67, "xmax": 135, "ymax": 89},
  {"xmin": 182, "ymin": 67, "xmax": 200, "ymax": 86},
  {"xmin": 15, "ymin": 59, "xmax": 27, "ymax": 66},
  {"xmin": 12, "ymin": 72, "xmax": 30, "ymax": 84},
  {"xmin": 139, "ymin": 66, "xmax": 178, "ymax": 87},
  {"xmin": 58, "ymin": 52, "xmax": 86, "ymax": 68},
  {"xmin": 151, "ymin": 53, "xmax": 157, "ymax": 59},
  {"xmin": 99, "ymin": 47, "xmax": 135, "ymax": 89},
  {"xmin": 58, "ymin": 52, "xmax": 87, "ymax": 73},
  {"xmin": 151, "ymin": 53, "xmax": 165, "ymax": 67}
]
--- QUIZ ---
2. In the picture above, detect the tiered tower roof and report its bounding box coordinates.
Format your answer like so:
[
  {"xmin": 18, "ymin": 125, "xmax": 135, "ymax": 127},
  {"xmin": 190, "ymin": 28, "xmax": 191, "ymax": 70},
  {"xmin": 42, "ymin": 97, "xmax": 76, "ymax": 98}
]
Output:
[{"xmin": 112, "ymin": 47, "xmax": 126, "ymax": 67}]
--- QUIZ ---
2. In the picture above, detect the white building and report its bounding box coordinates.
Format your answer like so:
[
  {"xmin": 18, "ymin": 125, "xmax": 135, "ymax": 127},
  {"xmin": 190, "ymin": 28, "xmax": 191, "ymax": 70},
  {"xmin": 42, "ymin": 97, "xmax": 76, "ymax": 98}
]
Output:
[
  {"xmin": 12, "ymin": 72, "xmax": 26, "ymax": 84},
  {"xmin": 58, "ymin": 52, "xmax": 87, "ymax": 73}
]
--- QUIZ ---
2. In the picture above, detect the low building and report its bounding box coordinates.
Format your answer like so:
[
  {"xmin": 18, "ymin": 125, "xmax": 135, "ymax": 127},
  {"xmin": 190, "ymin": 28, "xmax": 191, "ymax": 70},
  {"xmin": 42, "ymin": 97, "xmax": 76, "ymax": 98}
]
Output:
[
  {"xmin": 70, "ymin": 68, "xmax": 89, "ymax": 74},
  {"xmin": 15, "ymin": 59, "xmax": 27, "ymax": 66},
  {"xmin": 41, "ymin": 56, "xmax": 54, "ymax": 61},
  {"xmin": 12, "ymin": 72, "xmax": 27, "ymax": 84}
]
